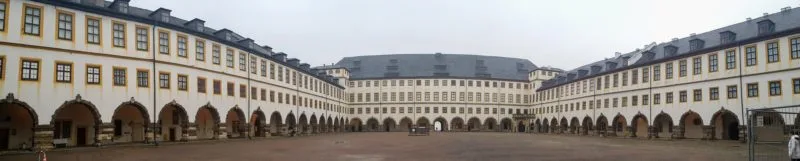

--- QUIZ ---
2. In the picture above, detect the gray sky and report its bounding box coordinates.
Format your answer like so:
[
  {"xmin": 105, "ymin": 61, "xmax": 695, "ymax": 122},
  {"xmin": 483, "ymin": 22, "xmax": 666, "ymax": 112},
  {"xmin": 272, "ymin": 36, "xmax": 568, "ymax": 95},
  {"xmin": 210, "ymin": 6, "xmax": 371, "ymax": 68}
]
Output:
[{"xmin": 132, "ymin": 0, "xmax": 796, "ymax": 70}]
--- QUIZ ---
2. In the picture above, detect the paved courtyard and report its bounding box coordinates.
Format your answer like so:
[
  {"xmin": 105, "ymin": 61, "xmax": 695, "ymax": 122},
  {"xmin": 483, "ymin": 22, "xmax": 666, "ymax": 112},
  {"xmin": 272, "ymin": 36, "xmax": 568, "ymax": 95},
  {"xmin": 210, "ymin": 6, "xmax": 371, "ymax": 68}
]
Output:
[{"xmin": 0, "ymin": 132, "xmax": 747, "ymax": 161}]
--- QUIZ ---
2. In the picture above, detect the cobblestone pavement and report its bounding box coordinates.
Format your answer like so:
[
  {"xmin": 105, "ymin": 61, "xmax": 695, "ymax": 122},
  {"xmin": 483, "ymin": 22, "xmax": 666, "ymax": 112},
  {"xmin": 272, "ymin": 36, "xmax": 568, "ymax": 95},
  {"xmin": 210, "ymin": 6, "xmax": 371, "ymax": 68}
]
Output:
[{"xmin": 0, "ymin": 132, "xmax": 747, "ymax": 161}]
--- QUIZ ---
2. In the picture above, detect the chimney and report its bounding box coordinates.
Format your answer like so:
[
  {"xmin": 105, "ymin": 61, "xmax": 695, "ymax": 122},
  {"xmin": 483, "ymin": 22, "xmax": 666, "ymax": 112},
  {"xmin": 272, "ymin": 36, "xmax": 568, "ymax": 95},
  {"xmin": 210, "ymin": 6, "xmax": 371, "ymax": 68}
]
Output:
[{"xmin": 184, "ymin": 18, "xmax": 205, "ymax": 32}]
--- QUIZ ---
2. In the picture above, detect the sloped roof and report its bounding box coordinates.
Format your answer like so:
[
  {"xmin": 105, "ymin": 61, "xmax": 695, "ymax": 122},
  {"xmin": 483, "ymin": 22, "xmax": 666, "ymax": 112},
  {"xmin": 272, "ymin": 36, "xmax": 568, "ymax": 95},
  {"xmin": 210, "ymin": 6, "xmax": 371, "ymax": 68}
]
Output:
[{"xmin": 333, "ymin": 53, "xmax": 537, "ymax": 81}]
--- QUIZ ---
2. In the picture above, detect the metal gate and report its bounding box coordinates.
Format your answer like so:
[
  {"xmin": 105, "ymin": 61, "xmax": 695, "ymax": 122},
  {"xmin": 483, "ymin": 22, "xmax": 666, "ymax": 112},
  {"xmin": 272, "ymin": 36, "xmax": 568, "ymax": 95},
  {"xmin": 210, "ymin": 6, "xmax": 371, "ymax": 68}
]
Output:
[{"xmin": 747, "ymin": 106, "xmax": 800, "ymax": 161}]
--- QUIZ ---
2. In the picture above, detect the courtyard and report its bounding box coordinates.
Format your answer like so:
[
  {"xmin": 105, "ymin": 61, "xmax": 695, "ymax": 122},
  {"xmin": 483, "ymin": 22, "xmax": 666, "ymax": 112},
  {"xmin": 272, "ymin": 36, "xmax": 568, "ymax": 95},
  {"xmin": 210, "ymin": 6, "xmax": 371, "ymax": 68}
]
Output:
[{"xmin": 0, "ymin": 132, "xmax": 748, "ymax": 161}]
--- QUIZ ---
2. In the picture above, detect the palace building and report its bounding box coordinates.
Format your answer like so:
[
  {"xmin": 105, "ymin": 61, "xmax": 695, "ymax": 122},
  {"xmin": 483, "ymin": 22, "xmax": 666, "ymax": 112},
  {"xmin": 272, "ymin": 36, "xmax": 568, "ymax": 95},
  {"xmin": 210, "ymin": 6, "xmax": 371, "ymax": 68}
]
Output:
[{"xmin": 0, "ymin": 0, "xmax": 799, "ymax": 152}]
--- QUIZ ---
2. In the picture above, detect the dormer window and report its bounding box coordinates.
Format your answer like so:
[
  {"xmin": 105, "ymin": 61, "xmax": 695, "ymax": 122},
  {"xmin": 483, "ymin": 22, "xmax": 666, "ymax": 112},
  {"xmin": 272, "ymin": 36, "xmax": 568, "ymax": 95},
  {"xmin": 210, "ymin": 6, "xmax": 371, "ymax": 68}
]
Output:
[
  {"xmin": 160, "ymin": 12, "xmax": 170, "ymax": 23},
  {"xmin": 689, "ymin": 39, "xmax": 704, "ymax": 51},
  {"xmin": 353, "ymin": 61, "xmax": 361, "ymax": 66},
  {"xmin": 664, "ymin": 45, "xmax": 678, "ymax": 56},
  {"xmin": 516, "ymin": 63, "xmax": 524, "ymax": 69},
  {"xmin": 196, "ymin": 25, "xmax": 204, "ymax": 32},
  {"xmin": 225, "ymin": 34, "xmax": 232, "ymax": 41},
  {"xmin": 758, "ymin": 20, "xmax": 775, "ymax": 35},
  {"xmin": 118, "ymin": 3, "xmax": 128, "ymax": 13},
  {"xmin": 720, "ymin": 31, "xmax": 736, "ymax": 44}
]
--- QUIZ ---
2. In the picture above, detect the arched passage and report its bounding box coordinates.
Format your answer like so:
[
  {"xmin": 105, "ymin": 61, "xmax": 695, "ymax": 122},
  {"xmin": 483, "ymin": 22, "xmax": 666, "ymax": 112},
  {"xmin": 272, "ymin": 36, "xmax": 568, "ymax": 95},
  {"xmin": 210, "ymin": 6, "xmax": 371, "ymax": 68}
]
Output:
[
  {"xmin": 542, "ymin": 119, "xmax": 550, "ymax": 133},
  {"xmin": 417, "ymin": 117, "xmax": 430, "ymax": 128},
  {"xmin": 250, "ymin": 109, "xmax": 267, "ymax": 137},
  {"xmin": 332, "ymin": 117, "xmax": 340, "ymax": 132},
  {"xmin": 366, "ymin": 118, "xmax": 379, "ymax": 132},
  {"xmin": 680, "ymin": 111, "xmax": 703, "ymax": 139},
  {"xmin": 0, "ymin": 94, "xmax": 38, "ymax": 150},
  {"xmin": 298, "ymin": 114, "xmax": 308, "ymax": 134},
  {"xmin": 631, "ymin": 114, "xmax": 648, "ymax": 138},
  {"xmin": 569, "ymin": 117, "xmax": 579, "ymax": 134},
  {"xmin": 195, "ymin": 104, "xmax": 220, "ymax": 140},
  {"xmin": 52, "ymin": 96, "xmax": 102, "ymax": 147},
  {"xmin": 226, "ymin": 107, "xmax": 246, "ymax": 138},
  {"xmin": 467, "ymin": 117, "xmax": 481, "ymax": 132},
  {"xmin": 549, "ymin": 118, "xmax": 558, "ymax": 133},
  {"xmin": 350, "ymin": 118, "xmax": 363, "ymax": 132},
  {"xmin": 581, "ymin": 116, "xmax": 593, "ymax": 135},
  {"xmin": 398, "ymin": 117, "xmax": 412, "ymax": 132},
  {"xmin": 596, "ymin": 115, "xmax": 608, "ymax": 135},
  {"xmin": 383, "ymin": 118, "xmax": 397, "ymax": 132},
  {"xmin": 326, "ymin": 116, "xmax": 333, "ymax": 133},
  {"xmin": 269, "ymin": 112, "xmax": 283, "ymax": 136},
  {"xmin": 534, "ymin": 119, "xmax": 542, "ymax": 133},
  {"xmin": 711, "ymin": 109, "xmax": 740, "ymax": 140},
  {"xmin": 517, "ymin": 121, "xmax": 526, "ymax": 133},
  {"xmin": 559, "ymin": 117, "xmax": 568, "ymax": 134},
  {"xmin": 752, "ymin": 110, "xmax": 785, "ymax": 142},
  {"xmin": 310, "ymin": 115, "xmax": 318, "ymax": 134},
  {"xmin": 434, "ymin": 117, "xmax": 448, "ymax": 132},
  {"xmin": 500, "ymin": 118, "xmax": 513, "ymax": 132},
  {"xmin": 451, "ymin": 117, "xmax": 465, "ymax": 131},
  {"xmin": 612, "ymin": 115, "xmax": 627, "ymax": 137},
  {"xmin": 285, "ymin": 113, "xmax": 297, "ymax": 134},
  {"xmin": 339, "ymin": 118, "xmax": 345, "ymax": 132},
  {"xmin": 318, "ymin": 115, "xmax": 326, "ymax": 133},
  {"xmin": 653, "ymin": 112, "xmax": 673, "ymax": 138},
  {"xmin": 484, "ymin": 118, "xmax": 498, "ymax": 131},
  {"xmin": 112, "ymin": 100, "xmax": 150, "ymax": 143},
  {"xmin": 159, "ymin": 101, "xmax": 189, "ymax": 142}
]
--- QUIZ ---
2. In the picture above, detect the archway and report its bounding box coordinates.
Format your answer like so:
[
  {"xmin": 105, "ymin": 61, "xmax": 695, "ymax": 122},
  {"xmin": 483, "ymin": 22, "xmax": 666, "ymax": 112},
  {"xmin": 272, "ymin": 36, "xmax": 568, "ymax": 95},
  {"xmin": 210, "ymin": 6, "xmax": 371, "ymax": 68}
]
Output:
[
  {"xmin": 310, "ymin": 115, "xmax": 318, "ymax": 134},
  {"xmin": 417, "ymin": 117, "xmax": 430, "ymax": 128},
  {"xmin": 383, "ymin": 118, "xmax": 397, "ymax": 132},
  {"xmin": 569, "ymin": 117, "xmax": 579, "ymax": 134},
  {"xmin": 484, "ymin": 118, "xmax": 498, "ymax": 131},
  {"xmin": 631, "ymin": 114, "xmax": 648, "ymax": 138},
  {"xmin": 250, "ymin": 109, "xmax": 266, "ymax": 137},
  {"xmin": 680, "ymin": 111, "xmax": 703, "ymax": 139},
  {"xmin": 226, "ymin": 107, "xmax": 246, "ymax": 138},
  {"xmin": 397, "ymin": 117, "xmax": 412, "ymax": 132},
  {"xmin": 434, "ymin": 117, "xmax": 448, "ymax": 132},
  {"xmin": 549, "ymin": 118, "xmax": 557, "ymax": 133},
  {"xmin": 326, "ymin": 116, "xmax": 333, "ymax": 133},
  {"xmin": 467, "ymin": 117, "xmax": 481, "ymax": 132},
  {"xmin": 711, "ymin": 109, "xmax": 740, "ymax": 140},
  {"xmin": 559, "ymin": 117, "xmax": 568, "ymax": 134},
  {"xmin": 333, "ymin": 117, "xmax": 340, "ymax": 132},
  {"xmin": 0, "ymin": 94, "xmax": 38, "ymax": 150},
  {"xmin": 350, "ymin": 118, "xmax": 363, "ymax": 132},
  {"xmin": 752, "ymin": 110, "xmax": 785, "ymax": 142},
  {"xmin": 52, "ymin": 96, "xmax": 102, "ymax": 147},
  {"xmin": 159, "ymin": 102, "xmax": 189, "ymax": 142},
  {"xmin": 542, "ymin": 118, "xmax": 550, "ymax": 133},
  {"xmin": 298, "ymin": 114, "xmax": 308, "ymax": 134},
  {"xmin": 517, "ymin": 121, "xmax": 526, "ymax": 133},
  {"xmin": 318, "ymin": 115, "xmax": 326, "ymax": 133},
  {"xmin": 339, "ymin": 118, "xmax": 345, "ymax": 132},
  {"xmin": 534, "ymin": 119, "xmax": 542, "ymax": 133},
  {"xmin": 653, "ymin": 112, "xmax": 673, "ymax": 138},
  {"xmin": 111, "ymin": 100, "xmax": 150, "ymax": 143},
  {"xmin": 285, "ymin": 113, "xmax": 297, "ymax": 134},
  {"xmin": 366, "ymin": 118, "xmax": 379, "ymax": 132},
  {"xmin": 596, "ymin": 115, "xmax": 608, "ymax": 135},
  {"xmin": 581, "ymin": 116, "xmax": 593, "ymax": 135},
  {"xmin": 195, "ymin": 104, "xmax": 220, "ymax": 140},
  {"xmin": 269, "ymin": 112, "xmax": 283, "ymax": 136},
  {"xmin": 612, "ymin": 115, "xmax": 627, "ymax": 136},
  {"xmin": 451, "ymin": 117, "xmax": 465, "ymax": 131},
  {"xmin": 500, "ymin": 118, "xmax": 513, "ymax": 132}
]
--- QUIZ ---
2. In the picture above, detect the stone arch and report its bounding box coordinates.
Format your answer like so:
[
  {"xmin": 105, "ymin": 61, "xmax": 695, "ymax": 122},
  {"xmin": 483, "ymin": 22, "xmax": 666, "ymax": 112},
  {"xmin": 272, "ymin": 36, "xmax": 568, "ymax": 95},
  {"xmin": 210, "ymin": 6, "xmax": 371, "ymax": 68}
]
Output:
[
  {"xmin": 569, "ymin": 117, "xmax": 579, "ymax": 134},
  {"xmin": 310, "ymin": 114, "xmax": 318, "ymax": 134},
  {"xmin": 434, "ymin": 117, "xmax": 448, "ymax": 132},
  {"xmin": 366, "ymin": 117, "xmax": 380, "ymax": 132},
  {"xmin": 326, "ymin": 116, "xmax": 333, "ymax": 133},
  {"xmin": 195, "ymin": 103, "xmax": 221, "ymax": 140},
  {"xmin": 383, "ymin": 117, "xmax": 397, "ymax": 132},
  {"xmin": 500, "ymin": 118, "xmax": 513, "ymax": 132},
  {"xmin": 332, "ymin": 117, "xmax": 340, "ymax": 132},
  {"xmin": 112, "ymin": 98, "xmax": 151, "ymax": 143},
  {"xmin": 710, "ymin": 109, "xmax": 740, "ymax": 140},
  {"xmin": 396, "ymin": 117, "xmax": 411, "ymax": 132},
  {"xmin": 653, "ymin": 112, "xmax": 673, "ymax": 138},
  {"xmin": 752, "ymin": 110, "xmax": 786, "ymax": 142},
  {"xmin": 559, "ymin": 117, "xmax": 568, "ymax": 134},
  {"xmin": 417, "ymin": 117, "xmax": 430, "ymax": 128},
  {"xmin": 0, "ymin": 93, "xmax": 39, "ymax": 150},
  {"xmin": 581, "ymin": 116, "xmax": 593, "ymax": 135},
  {"xmin": 549, "ymin": 118, "xmax": 558, "ymax": 133},
  {"xmin": 467, "ymin": 117, "xmax": 481, "ymax": 132},
  {"xmin": 339, "ymin": 117, "xmax": 345, "ymax": 132},
  {"xmin": 51, "ymin": 95, "xmax": 103, "ymax": 147},
  {"xmin": 596, "ymin": 115, "xmax": 608, "ymax": 135},
  {"xmin": 534, "ymin": 119, "xmax": 542, "ymax": 133},
  {"xmin": 679, "ymin": 110, "xmax": 703, "ymax": 139},
  {"xmin": 484, "ymin": 117, "xmax": 498, "ymax": 131},
  {"xmin": 318, "ymin": 115, "xmax": 326, "ymax": 133},
  {"xmin": 451, "ymin": 117, "xmax": 465, "ymax": 131},
  {"xmin": 349, "ymin": 117, "xmax": 363, "ymax": 132},
  {"xmin": 269, "ymin": 111, "xmax": 283, "ymax": 136},
  {"xmin": 226, "ymin": 106, "xmax": 247, "ymax": 138},
  {"xmin": 285, "ymin": 113, "xmax": 297, "ymax": 133},
  {"xmin": 631, "ymin": 113, "xmax": 648, "ymax": 138},
  {"xmin": 250, "ymin": 108, "xmax": 267, "ymax": 137},
  {"xmin": 611, "ymin": 114, "xmax": 627, "ymax": 136},
  {"xmin": 298, "ymin": 113, "xmax": 308, "ymax": 134},
  {"xmin": 158, "ymin": 101, "xmax": 189, "ymax": 142}
]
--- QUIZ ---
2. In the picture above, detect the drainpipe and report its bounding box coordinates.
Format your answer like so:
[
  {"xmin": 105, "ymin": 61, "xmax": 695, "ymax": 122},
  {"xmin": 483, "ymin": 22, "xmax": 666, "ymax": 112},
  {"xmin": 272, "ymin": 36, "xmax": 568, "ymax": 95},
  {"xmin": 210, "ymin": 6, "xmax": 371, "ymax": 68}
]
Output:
[
  {"xmin": 737, "ymin": 44, "xmax": 746, "ymax": 130},
  {"xmin": 246, "ymin": 54, "xmax": 251, "ymax": 139},
  {"xmin": 151, "ymin": 20, "xmax": 159, "ymax": 146},
  {"xmin": 648, "ymin": 65, "xmax": 654, "ymax": 138}
]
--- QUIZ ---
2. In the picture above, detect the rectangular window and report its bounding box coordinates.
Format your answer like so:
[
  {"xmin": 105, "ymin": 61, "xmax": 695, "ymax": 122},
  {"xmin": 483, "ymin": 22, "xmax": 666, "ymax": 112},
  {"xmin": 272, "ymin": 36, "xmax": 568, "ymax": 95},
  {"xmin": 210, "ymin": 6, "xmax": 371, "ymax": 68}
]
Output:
[
  {"xmin": 239, "ymin": 53, "xmax": 246, "ymax": 71},
  {"xmin": 226, "ymin": 49, "xmax": 234, "ymax": 68},
  {"xmin": 665, "ymin": 92, "xmax": 673, "ymax": 104},
  {"xmin": 23, "ymin": 6, "xmax": 41, "ymax": 36},
  {"xmin": 679, "ymin": 91, "xmax": 687, "ymax": 102},
  {"xmin": 197, "ymin": 77, "xmax": 206, "ymax": 93},
  {"xmin": 112, "ymin": 23, "xmax": 125, "ymax": 47},
  {"xmin": 159, "ymin": 73, "xmax": 170, "ymax": 89},
  {"xmin": 177, "ymin": 75, "xmax": 187, "ymax": 91},
  {"xmin": 708, "ymin": 54, "xmax": 718, "ymax": 72},
  {"xmin": 86, "ymin": 66, "xmax": 101, "ymax": 84},
  {"xmin": 86, "ymin": 18, "xmax": 100, "ymax": 44},
  {"xmin": 55, "ymin": 63, "xmax": 72, "ymax": 82},
  {"xmin": 769, "ymin": 81, "xmax": 781, "ymax": 96},
  {"xmin": 792, "ymin": 38, "xmax": 800, "ymax": 59},
  {"xmin": 747, "ymin": 83, "xmax": 759, "ymax": 97},
  {"xmin": 652, "ymin": 65, "xmax": 660, "ymax": 81},
  {"xmin": 679, "ymin": 60, "xmax": 687, "ymax": 77},
  {"xmin": 746, "ymin": 47, "xmax": 757, "ymax": 66},
  {"xmin": 665, "ymin": 63, "xmax": 673, "ymax": 79},
  {"xmin": 767, "ymin": 42, "xmax": 779, "ymax": 63},
  {"xmin": 227, "ymin": 82, "xmax": 234, "ymax": 96},
  {"xmin": 0, "ymin": 2, "xmax": 6, "ymax": 31},
  {"xmin": 631, "ymin": 96, "xmax": 638, "ymax": 106},
  {"xmin": 794, "ymin": 79, "xmax": 800, "ymax": 94},
  {"xmin": 693, "ymin": 89, "xmax": 702, "ymax": 102},
  {"xmin": 57, "ymin": 12, "xmax": 73, "ymax": 40},
  {"xmin": 710, "ymin": 87, "xmax": 719, "ymax": 100},
  {"xmin": 692, "ymin": 57, "xmax": 702, "ymax": 75},
  {"xmin": 725, "ymin": 50, "xmax": 736, "ymax": 69},
  {"xmin": 196, "ymin": 40, "xmax": 205, "ymax": 61},
  {"xmin": 653, "ymin": 94, "xmax": 660, "ymax": 105},
  {"xmin": 641, "ymin": 95, "xmax": 648, "ymax": 105},
  {"xmin": 159, "ymin": 32, "xmax": 169, "ymax": 54},
  {"xmin": 250, "ymin": 56, "xmax": 257, "ymax": 74},
  {"xmin": 177, "ymin": 36, "xmax": 187, "ymax": 57},
  {"xmin": 240, "ymin": 85, "xmax": 247, "ymax": 98},
  {"xmin": 212, "ymin": 45, "xmax": 221, "ymax": 65},
  {"xmin": 113, "ymin": 68, "xmax": 125, "ymax": 86},
  {"xmin": 214, "ymin": 80, "xmax": 222, "ymax": 94},
  {"xmin": 631, "ymin": 70, "xmax": 638, "ymax": 84},
  {"xmin": 642, "ymin": 67, "xmax": 649, "ymax": 83},
  {"xmin": 260, "ymin": 60, "xmax": 267, "ymax": 77},
  {"xmin": 727, "ymin": 85, "xmax": 737, "ymax": 99},
  {"xmin": 136, "ymin": 70, "xmax": 148, "ymax": 87},
  {"xmin": 135, "ymin": 27, "xmax": 148, "ymax": 51}
]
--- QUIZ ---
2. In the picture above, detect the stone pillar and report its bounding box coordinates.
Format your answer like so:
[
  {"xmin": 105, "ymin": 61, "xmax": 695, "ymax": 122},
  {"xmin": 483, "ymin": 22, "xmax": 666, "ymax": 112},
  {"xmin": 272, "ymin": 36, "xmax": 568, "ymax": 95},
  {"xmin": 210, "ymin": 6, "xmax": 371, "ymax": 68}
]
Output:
[
  {"xmin": 180, "ymin": 124, "xmax": 190, "ymax": 142},
  {"xmin": 94, "ymin": 124, "xmax": 103, "ymax": 146},
  {"xmin": 99, "ymin": 123, "xmax": 114, "ymax": 145},
  {"xmin": 33, "ymin": 125, "xmax": 54, "ymax": 151},
  {"xmin": 647, "ymin": 126, "xmax": 656, "ymax": 139},
  {"xmin": 218, "ymin": 124, "xmax": 228, "ymax": 139},
  {"xmin": 187, "ymin": 123, "xmax": 198, "ymax": 141},
  {"xmin": 242, "ymin": 126, "xmax": 250, "ymax": 139},
  {"xmin": 144, "ymin": 125, "xmax": 154, "ymax": 144},
  {"xmin": 671, "ymin": 126, "xmax": 683, "ymax": 139},
  {"xmin": 738, "ymin": 125, "xmax": 747, "ymax": 143},
  {"xmin": 626, "ymin": 126, "xmax": 635, "ymax": 138},
  {"xmin": 701, "ymin": 126, "xmax": 715, "ymax": 140},
  {"xmin": 607, "ymin": 126, "xmax": 616, "ymax": 137}
]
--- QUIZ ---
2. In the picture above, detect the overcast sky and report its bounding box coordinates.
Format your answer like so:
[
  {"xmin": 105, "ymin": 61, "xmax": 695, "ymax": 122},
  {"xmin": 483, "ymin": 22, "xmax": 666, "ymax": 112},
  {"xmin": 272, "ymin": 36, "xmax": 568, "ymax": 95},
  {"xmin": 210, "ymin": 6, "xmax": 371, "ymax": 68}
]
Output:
[{"xmin": 132, "ymin": 0, "xmax": 796, "ymax": 70}]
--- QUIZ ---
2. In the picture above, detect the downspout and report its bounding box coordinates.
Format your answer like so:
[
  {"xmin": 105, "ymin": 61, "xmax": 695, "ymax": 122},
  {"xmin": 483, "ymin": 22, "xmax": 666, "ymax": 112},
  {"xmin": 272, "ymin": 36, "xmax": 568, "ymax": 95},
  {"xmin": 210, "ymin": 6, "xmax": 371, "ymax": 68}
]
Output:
[
  {"xmin": 151, "ymin": 21, "xmax": 159, "ymax": 146},
  {"xmin": 246, "ymin": 54, "xmax": 251, "ymax": 139},
  {"xmin": 648, "ymin": 65, "xmax": 654, "ymax": 138},
  {"xmin": 737, "ymin": 44, "xmax": 745, "ymax": 127}
]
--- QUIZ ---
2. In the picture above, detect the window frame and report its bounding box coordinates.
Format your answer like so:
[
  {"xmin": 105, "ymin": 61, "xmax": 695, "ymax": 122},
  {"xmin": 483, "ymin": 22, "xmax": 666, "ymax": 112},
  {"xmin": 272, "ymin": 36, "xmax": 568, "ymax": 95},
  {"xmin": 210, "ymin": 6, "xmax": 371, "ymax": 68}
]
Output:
[
  {"xmin": 136, "ymin": 69, "xmax": 148, "ymax": 87},
  {"xmin": 195, "ymin": 40, "xmax": 206, "ymax": 61},
  {"xmin": 20, "ymin": 59, "xmax": 40, "ymax": 81},
  {"xmin": 0, "ymin": 1, "xmax": 7, "ymax": 32},
  {"xmin": 111, "ymin": 21, "xmax": 126, "ymax": 48},
  {"xmin": 22, "ymin": 4, "xmax": 43, "ymax": 36},
  {"xmin": 135, "ymin": 26, "xmax": 149, "ymax": 51},
  {"xmin": 112, "ymin": 67, "xmax": 126, "ymax": 86},
  {"xmin": 766, "ymin": 41, "xmax": 780, "ymax": 63},
  {"xmin": 85, "ymin": 17, "xmax": 102, "ymax": 44},
  {"xmin": 54, "ymin": 62, "xmax": 72, "ymax": 83},
  {"xmin": 177, "ymin": 74, "xmax": 188, "ymax": 91},
  {"xmin": 86, "ymin": 65, "xmax": 102, "ymax": 85},
  {"xmin": 158, "ymin": 30, "xmax": 170, "ymax": 54},
  {"xmin": 725, "ymin": 50, "xmax": 736, "ymax": 69},
  {"xmin": 746, "ymin": 46, "xmax": 757, "ymax": 66},
  {"xmin": 176, "ymin": 35, "xmax": 188, "ymax": 57},
  {"xmin": 56, "ymin": 10, "xmax": 74, "ymax": 41},
  {"xmin": 792, "ymin": 37, "xmax": 800, "ymax": 59},
  {"xmin": 159, "ymin": 72, "xmax": 170, "ymax": 89},
  {"xmin": 769, "ymin": 81, "xmax": 781, "ymax": 96}
]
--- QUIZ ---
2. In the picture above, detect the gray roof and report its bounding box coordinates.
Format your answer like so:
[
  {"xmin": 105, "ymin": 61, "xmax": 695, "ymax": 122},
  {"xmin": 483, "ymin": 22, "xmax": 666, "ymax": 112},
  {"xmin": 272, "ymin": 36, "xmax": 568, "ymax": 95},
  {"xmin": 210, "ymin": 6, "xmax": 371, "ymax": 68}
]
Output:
[
  {"xmin": 333, "ymin": 53, "xmax": 537, "ymax": 81},
  {"xmin": 539, "ymin": 7, "xmax": 800, "ymax": 91}
]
